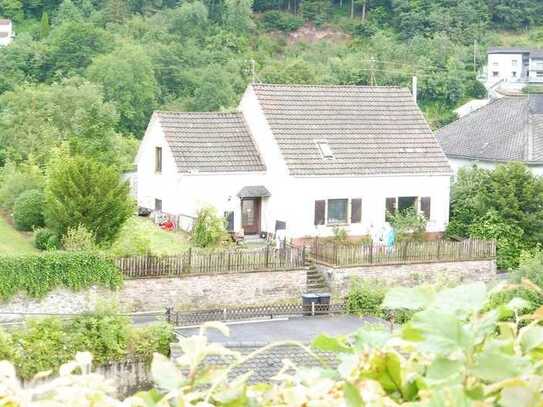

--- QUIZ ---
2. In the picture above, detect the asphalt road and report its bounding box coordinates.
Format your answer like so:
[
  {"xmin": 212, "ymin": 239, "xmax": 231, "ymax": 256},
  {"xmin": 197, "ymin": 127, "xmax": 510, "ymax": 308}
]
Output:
[{"xmin": 176, "ymin": 315, "xmax": 381, "ymax": 343}]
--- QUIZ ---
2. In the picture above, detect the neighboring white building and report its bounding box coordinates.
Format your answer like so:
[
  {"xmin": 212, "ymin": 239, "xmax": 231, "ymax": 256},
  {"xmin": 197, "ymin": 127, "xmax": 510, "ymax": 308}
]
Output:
[
  {"xmin": 136, "ymin": 83, "xmax": 452, "ymax": 240},
  {"xmin": 486, "ymin": 47, "xmax": 543, "ymax": 88},
  {"xmin": 0, "ymin": 19, "xmax": 13, "ymax": 47},
  {"xmin": 436, "ymin": 95, "xmax": 543, "ymax": 176}
]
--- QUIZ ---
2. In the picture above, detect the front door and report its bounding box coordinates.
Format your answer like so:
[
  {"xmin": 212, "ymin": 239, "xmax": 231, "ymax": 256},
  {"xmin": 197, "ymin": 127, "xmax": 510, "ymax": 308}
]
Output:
[{"xmin": 241, "ymin": 198, "xmax": 261, "ymax": 235}]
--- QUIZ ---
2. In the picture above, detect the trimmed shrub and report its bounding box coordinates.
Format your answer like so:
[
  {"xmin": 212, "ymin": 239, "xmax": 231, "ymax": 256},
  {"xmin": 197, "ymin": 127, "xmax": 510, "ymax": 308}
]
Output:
[
  {"xmin": 2, "ymin": 309, "xmax": 174, "ymax": 380},
  {"xmin": 13, "ymin": 189, "xmax": 45, "ymax": 231},
  {"xmin": 0, "ymin": 161, "xmax": 44, "ymax": 211},
  {"xmin": 0, "ymin": 252, "xmax": 123, "ymax": 300},
  {"xmin": 192, "ymin": 206, "xmax": 229, "ymax": 248},
  {"xmin": 33, "ymin": 228, "xmax": 60, "ymax": 251},
  {"xmin": 346, "ymin": 279, "xmax": 386, "ymax": 317},
  {"xmin": 346, "ymin": 279, "xmax": 414, "ymax": 324},
  {"xmin": 61, "ymin": 225, "xmax": 96, "ymax": 251}
]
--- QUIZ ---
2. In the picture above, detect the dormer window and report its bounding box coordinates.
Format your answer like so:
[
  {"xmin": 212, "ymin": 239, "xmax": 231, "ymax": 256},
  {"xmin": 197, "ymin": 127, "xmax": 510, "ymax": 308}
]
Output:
[{"xmin": 315, "ymin": 140, "xmax": 335, "ymax": 160}]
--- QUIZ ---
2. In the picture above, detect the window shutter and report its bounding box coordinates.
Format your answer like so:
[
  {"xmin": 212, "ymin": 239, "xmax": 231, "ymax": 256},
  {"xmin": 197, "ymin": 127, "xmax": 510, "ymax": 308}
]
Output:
[
  {"xmin": 351, "ymin": 198, "xmax": 362, "ymax": 223},
  {"xmin": 314, "ymin": 200, "xmax": 325, "ymax": 225},
  {"xmin": 224, "ymin": 211, "xmax": 235, "ymax": 231},
  {"xmin": 421, "ymin": 197, "xmax": 431, "ymax": 220},
  {"xmin": 386, "ymin": 198, "xmax": 396, "ymax": 216},
  {"xmin": 155, "ymin": 147, "xmax": 162, "ymax": 173}
]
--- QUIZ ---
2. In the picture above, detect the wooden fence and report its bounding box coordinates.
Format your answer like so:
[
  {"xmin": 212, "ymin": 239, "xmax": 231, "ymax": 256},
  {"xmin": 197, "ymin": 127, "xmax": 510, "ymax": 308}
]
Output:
[
  {"xmin": 116, "ymin": 245, "xmax": 306, "ymax": 279},
  {"xmin": 312, "ymin": 239, "xmax": 496, "ymax": 267},
  {"xmin": 167, "ymin": 303, "xmax": 345, "ymax": 326}
]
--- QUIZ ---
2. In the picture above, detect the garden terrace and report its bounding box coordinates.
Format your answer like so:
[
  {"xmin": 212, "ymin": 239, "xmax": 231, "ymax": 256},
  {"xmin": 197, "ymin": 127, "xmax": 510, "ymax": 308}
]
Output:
[{"xmin": 311, "ymin": 239, "xmax": 496, "ymax": 267}]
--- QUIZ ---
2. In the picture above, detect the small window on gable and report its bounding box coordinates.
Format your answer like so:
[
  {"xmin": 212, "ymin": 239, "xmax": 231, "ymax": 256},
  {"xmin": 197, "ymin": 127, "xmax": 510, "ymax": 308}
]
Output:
[
  {"xmin": 224, "ymin": 211, "xmax": 234, "ymax": 232},
  {"xmin": 155, "ymin": 147, "xmax": 162, "ymax": 173},
  {"xmin": 155, "ymin": 199, "xmax": 162, "ymax": 211},
  {"xmin": 315, "ymin": 141, "xmax": 335, "ymax": 160},
  {"xmin": 351, "ymin": 199, "xmax": 362, "ymax": 224},
  {"xmin": 421, "ymin": 197, "xmax": 431, "ymax": 220}
]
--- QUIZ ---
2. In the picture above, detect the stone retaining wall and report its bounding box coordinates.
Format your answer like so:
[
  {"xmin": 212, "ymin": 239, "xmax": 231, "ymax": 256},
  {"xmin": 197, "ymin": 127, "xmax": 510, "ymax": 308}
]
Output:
[
  {"xmin": 318, "ymin": 259, "xmax": 497, "ymax": 296},
  {"xmin": 0, "ymin": 269, "xmax": 307, "ymax": 320}
]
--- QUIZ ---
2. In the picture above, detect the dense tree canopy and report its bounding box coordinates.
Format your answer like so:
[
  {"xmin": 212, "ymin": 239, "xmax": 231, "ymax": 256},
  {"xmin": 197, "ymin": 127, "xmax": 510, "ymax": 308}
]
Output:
[
  {"xmin": 0, "ymin": 0, "xmax": 541, "ymax": 166},
  {"xmin": 447, "ymin": 163, "xmax": 543, "ymax": 270}
]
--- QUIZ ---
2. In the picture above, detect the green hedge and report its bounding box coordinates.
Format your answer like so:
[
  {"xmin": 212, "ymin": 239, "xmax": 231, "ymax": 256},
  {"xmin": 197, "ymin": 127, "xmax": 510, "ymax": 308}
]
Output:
[
  {"xmin": 346, "ymin": 279, "xmax": 413, "ymax": 324},
  {"xmin": 0, "ymin": 308, "xmax": 174, "ymax": 379},
  {"xmin": 0, "ymin": 252, "xmax": 123, "ymax": 300}
]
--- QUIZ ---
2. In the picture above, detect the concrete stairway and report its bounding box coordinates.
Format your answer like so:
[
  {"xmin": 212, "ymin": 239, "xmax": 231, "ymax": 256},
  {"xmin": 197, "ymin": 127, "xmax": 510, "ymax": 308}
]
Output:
[{"xmin": 305, "ymin": 264, "xmax": 328, "ymax": 293}]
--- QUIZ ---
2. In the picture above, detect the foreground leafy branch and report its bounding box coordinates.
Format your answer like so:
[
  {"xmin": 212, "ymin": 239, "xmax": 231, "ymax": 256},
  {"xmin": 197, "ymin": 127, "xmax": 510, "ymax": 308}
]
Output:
[{"xmin": 2, "ymin": 281, "xmax": 543, "ymax": 405}]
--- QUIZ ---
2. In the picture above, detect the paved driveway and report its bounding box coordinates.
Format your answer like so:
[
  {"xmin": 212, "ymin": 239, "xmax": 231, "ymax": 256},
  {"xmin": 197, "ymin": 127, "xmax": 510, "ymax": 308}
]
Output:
[{"xmin": 176, "ymin": 315, "xmax": 381, "ymax": 343}]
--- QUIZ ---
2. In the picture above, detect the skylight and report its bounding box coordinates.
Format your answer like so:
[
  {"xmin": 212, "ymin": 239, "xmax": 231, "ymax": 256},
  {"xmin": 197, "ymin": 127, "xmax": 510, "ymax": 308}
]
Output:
[{"xmin": 315, "ymin": 141, "xmax": 335, "ymax": 160}]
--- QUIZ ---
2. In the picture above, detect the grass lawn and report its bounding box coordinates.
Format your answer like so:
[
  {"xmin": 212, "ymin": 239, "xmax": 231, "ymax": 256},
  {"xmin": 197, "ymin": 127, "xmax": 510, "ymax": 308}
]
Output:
[
  {"xmin": 0, "ymin": 214, "xmax": 37, "ymax": 254},
  {"xmin": 111, "ymin": 216, "xmax": 191, "ymax": 256}
]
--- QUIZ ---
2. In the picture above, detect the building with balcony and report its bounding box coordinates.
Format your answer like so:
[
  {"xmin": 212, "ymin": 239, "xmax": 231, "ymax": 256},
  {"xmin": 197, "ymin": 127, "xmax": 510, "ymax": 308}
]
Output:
[
  {"xmin": 486, "ymin": 47, "xmax": 543, "ymax": 88},
  {"xmin": 0, "ymin": 19, "xmax": 13, "ymax": 47}
]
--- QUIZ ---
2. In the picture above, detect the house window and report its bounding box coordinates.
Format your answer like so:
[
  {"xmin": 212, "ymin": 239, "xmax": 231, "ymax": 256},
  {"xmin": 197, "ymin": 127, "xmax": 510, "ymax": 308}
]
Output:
[
  {"xmin": 327, "ymin": 199, "xmax": 348, "ymax": 224},
  {"xmin": 492, "ymin": 62, "xmax": 499, "ymax": 67},
  {"xmin": 537, "ymin": 71, "xmax": 543, "ymax": 78},
  {"xmin": 155, "ymin": 147, "xmax": 162, "ymax": 173},
  {"xmin": 512, "ymin": 59, "xmax": 518, "ymax": 66},
  {"xmin": 385, "ymin": 197, "xmax": 431, "ymax": 221},
  {"xmin": 512, "ymin": 71, "xmax": 517, "ymax": 77},
  {"xmin": 398, "ymin": 196, "xmax": 417, "ymax": 212},
  {"xmin": 155, "ymin": 199, "xmax": 162, "ymax": 211},
  {"xmin": 315, "ymin": 141, "xmax": 335, "ymax": 160},
  {"xmin": 492, "ymin": 71, "xmax": 499, "ymax": 77},
  {"xmin": 314, "ymin": 198, "xmax": 360, "ymax": 226}
]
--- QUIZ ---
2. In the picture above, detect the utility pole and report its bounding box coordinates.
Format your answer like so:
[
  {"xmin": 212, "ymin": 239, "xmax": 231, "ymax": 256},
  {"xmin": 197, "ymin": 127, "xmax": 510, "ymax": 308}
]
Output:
[
  {"xmin": 250, "ymin": 59, "xmax": 256, "ymax": 83},
  {"xmin": 412, "ymin": 75, "xmax": 418, "ymax": 104},
  {"xmin": 473, "ymin": 39, "xmax": 478, "ymax": 74},
  {"xmin": 369, "ymin": 57, "xmax": 376, "ymax": 86}
]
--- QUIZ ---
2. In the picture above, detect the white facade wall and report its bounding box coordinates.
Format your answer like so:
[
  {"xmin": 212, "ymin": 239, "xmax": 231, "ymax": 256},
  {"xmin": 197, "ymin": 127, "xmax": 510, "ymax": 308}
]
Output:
[
  {"xmin": 448, "ymin": 157, "xmax": 543, "ymax": 177},
  {"xmin": 0, "ymin": 20, "xmax": 13, "ymax": 47},
  {"xmin": 487, "ymin": 53, "xmax": 526, "ymax": 86},
  {"xmin": 529, "ymin": 58, "xmax": 543, "ymax": 83}
]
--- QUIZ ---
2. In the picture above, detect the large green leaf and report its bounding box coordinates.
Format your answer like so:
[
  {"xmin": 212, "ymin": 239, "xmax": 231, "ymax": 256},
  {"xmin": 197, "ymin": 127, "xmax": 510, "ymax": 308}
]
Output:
[
  {"xmin": 412, "ymin": 385, "xmax": 473, "ymax": 407},
  {"xmin": 402, "ymin": 309, "xmax": 474, "ymax": 355},
  {"xmin": 520, "ymin": 325, "xmax": 543, "ymax": 353},
  {"xmin": 353, "ymin": 326, "xmax": 391, "ymax": 349},
  {"xmin": 343, "ymin": 382, "xmax": 363, "ymax": 407},
  {"xmin": 312, "ymin": 334, "xmax": 353, "ymax": 353},
  {"xmin": 425, "ymin": 357, "xmax": 464, "ymax": 386},
  {"xmin": 361, "ymin": 352, "xmax": 403, "ymax": 395},
  {"xmin": 150, "ymin": 353, "xmax": 185, "ymax": 392},
  {"xmin": 382, "ymin": 285, "xmax": 436, "ymax": 310},
  {"xmin": 500, "ymin": 382, "xmax": 542, "ymax": 407},
  {"xmin": 434, "ymin": 282, "xmax": 487, "ymax": 314},
  {"xmin": 470, "ymin": 347, "xmax": 531, "ymax": 382}
]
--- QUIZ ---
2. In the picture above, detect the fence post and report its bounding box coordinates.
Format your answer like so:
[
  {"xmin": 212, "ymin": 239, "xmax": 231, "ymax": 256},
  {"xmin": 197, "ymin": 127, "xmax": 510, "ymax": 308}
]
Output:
[
  {"xmin": 311, "ymin": 301, "xmax": 315, "ymax": 317},
  {"xmin": 314, "ymin": 236, "xmax": 319, "ymax": 260},
  {"xmin": 334, "ymin": 243, "xmax": 339, "ymax": 266},
  {"xmin": 369, "ymin": 243, "xmax": 373, "ymax": 264},
  {"xmin": 437, "ymin": 240, "xmax": 441, "ymax": 260},
  {"xmin": 265, "ymin": 244, "xmax": 270, "ymax": 269},
  {"xmin": 469, "ymin": 239, "xmax": 473, "ymax": 259},
  {"xmin": 187, "ymin": 248, "xmax": 192, "ymax": 272},
  {"xmin": 302, "ymin": 245, "xmax": 306, "ymax": 266}
]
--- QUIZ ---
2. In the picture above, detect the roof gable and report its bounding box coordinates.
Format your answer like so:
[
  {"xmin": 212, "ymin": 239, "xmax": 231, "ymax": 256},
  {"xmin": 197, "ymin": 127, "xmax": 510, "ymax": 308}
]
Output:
[
  {"xmin": 251, "ymin": 83, "xmax": 452, "ymax": 176},
  {"xmin": 156, "ymin": 112, "xmax": 265, "ymax": 173}
]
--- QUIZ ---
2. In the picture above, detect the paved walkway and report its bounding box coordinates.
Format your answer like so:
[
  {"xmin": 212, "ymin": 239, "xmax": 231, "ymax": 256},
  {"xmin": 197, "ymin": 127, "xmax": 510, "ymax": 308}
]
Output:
[{"xmin": 176, "ymin": 315, "xmax": 381, "ymax": 343}]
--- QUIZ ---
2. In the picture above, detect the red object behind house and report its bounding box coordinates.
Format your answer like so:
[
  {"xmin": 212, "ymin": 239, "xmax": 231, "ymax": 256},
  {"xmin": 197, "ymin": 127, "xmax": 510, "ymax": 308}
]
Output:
[{"xmin": 160, "ymin": 220, "xmax": 175, "ymax": 231}]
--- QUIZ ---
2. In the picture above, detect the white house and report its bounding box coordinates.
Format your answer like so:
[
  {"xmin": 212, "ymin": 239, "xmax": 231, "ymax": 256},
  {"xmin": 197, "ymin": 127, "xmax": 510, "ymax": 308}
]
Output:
[
  {"xmin": 136, "ymin": 83, "xmax": 452, "ymax": 240},
  {"xmin": 486, "ymin": 47, "xmax": 543, "ymax": 88},
  {"xmin": 436, "ymin": 94, "xmax": 543, "ymax": 176},
  {"xmin": 0, "ymin": 19, "xmax": 13, "ymax": 47}
]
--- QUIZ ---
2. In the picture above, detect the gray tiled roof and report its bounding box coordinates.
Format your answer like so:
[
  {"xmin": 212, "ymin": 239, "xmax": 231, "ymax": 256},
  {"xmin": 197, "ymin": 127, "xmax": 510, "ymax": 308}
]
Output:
[
  {"xmin": 252, "ymin": 84, "xmax": 452, "ymax": 176},
  {"xmin": 435, "ymin": 95, "xmax": 543, "ymax": 163},
  {"xmin": 156, "ymin": 112, "xmax": 266, "ymax": 173},
  {"xmin": 172, "ymin": 343, "xmax": 338, "ymax": 384}
]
